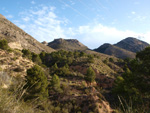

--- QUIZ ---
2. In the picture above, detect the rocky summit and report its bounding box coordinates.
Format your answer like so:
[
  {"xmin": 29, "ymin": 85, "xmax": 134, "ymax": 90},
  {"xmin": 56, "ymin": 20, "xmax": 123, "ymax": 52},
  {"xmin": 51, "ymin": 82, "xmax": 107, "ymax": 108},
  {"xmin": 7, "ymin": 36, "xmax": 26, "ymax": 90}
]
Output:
[{"xmin": 48, "ymin": 38, "xmax": 88, "ymax": 51}]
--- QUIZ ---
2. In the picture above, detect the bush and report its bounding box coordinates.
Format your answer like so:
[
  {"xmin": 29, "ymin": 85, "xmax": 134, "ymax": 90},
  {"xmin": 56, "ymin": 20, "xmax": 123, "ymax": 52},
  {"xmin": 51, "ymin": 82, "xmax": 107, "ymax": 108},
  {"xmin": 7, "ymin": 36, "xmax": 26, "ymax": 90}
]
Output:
[
  {"xmin": 0, "ymin": 39, "xmax": 9, "ymax": 50},
  {"xmin": 85, "ymin": 67, "xmax": 96, "ymax": 83},
  {"xmin": 109, "ymin": 58, "xmax": 114, "ymax": 62},
  {"xmin": 51, "ymin": 74, "xmax": 62, "ymax": 92},
  {"xmin": 22, "ymin": 49, "xmax": 32, "ymax": 60},
  {"xmin": 32, "ymin": 53, "xmax": 42, "ymax": 65}
]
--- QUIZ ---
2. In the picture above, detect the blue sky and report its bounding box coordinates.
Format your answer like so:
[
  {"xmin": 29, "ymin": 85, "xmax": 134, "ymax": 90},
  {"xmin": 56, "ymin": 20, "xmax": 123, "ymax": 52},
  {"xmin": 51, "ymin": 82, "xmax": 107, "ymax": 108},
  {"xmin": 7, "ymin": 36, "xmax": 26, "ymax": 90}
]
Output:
[{"xmin": 1, "ymin": 0, "xmax": 150, "ymax": 49}]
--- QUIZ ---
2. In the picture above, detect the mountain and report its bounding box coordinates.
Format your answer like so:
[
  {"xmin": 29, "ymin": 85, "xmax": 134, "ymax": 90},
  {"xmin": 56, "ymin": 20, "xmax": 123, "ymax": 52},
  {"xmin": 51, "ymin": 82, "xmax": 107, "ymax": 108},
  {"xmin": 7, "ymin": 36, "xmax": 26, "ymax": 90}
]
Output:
[
  {"xmin": 94, "ymin": 43, "xmax": 136, "ymax": 59},
  {"xmin": 94, "ymin": 37, "xmax": 149, "ymax": 59},
  {"xmin": 48, "ymin": 38, "xmax": 88, "ymax": 51},
  {"xmin": 115, "ymin": 37, "xmax": 149, "ymax": 53},
  {"xmin": 0, "ymin": 14, "xmax": 55, "ymax": 54}
]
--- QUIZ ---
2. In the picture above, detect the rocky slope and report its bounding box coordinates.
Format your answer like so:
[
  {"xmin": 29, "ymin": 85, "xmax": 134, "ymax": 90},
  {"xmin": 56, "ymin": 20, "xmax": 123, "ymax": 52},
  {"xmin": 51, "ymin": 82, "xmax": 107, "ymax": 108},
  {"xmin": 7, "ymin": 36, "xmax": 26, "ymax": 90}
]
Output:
[
  {"xmin": 115, "ymin": 37, "xmax": 149, "ymax": 53},
  {"xmin": 48, "ymin": 38, "xmax": 88, "ymax": 51},
  {"xmin": 94, "ymin": 37, "xmax": 149, "ymax": 59},
  {"xmin": 0, "ymin": 14, "xmax": 55, "ymax": 54},
  {"xmin": 94, "ymin": 43, "xmax": 136, "ymax": 59}
]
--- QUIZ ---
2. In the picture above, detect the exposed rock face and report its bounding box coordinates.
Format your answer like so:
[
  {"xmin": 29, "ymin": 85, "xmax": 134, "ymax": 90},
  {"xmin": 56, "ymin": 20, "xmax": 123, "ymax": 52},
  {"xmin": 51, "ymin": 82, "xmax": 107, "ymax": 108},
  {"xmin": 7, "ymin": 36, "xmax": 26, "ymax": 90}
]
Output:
[
  {"xmin": 41, "ymin": 41, "xmax": 48, "ymax": 46},
  {"xmin": 0, "ymin": 14, "xmax": 55, "ymax": 54},
  {"xmin": 115, "ymin": 37, "xmax": 149, "ymax": 53},
  {"xmin": 8, "ymin": 42, "xmax": 23, "ymax": 50},
  {"xmin": 94, "ymin": 43, "xmax": 136, "ymax": 59},
  {"xmin": 48, "ymin": 38, "xmax": 88, "ymax": 51}
]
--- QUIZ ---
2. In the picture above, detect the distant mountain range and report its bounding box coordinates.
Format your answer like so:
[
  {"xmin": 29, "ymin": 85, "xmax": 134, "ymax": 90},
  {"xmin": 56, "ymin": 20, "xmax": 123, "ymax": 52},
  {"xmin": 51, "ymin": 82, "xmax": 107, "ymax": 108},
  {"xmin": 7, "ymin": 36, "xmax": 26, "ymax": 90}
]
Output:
[
  {"xmin": 94, "ymin": 37, "xmax": 149, "ymax": 59},
  {"xmin": 0, "ymin": 14, "xmax": 149, "ymax": 59}
]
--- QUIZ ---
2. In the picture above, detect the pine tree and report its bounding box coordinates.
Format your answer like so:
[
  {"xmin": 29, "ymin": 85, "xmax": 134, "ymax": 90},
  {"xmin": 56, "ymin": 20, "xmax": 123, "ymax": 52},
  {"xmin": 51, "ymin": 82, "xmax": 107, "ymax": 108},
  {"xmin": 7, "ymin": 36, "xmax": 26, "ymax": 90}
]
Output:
[
  {"xmin": 51, "ymin": 74, "xmax": 61, "ymax": 92},
  {"xmin": 85, "ymin": 67, "xmax": 96, "ymax": 83},
  {"xmin": 24, "ymin": 65, "xmax": 48, "ymax": 101},
  {"xmin": 32, "ymin": 53, "xmax": 42, "ymax": 64}
]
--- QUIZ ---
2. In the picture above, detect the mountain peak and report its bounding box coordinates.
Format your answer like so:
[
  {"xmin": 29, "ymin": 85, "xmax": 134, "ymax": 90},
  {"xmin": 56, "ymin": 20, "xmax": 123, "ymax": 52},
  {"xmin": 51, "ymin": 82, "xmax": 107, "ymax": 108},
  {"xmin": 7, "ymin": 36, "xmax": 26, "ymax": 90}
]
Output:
[
  {"xmin": 48, "ymin": 38, "xmax": 88, "ymax": 51},
  {"xmin": 94, "ymin": 37, "xmax": 149, "ymax": 59},
  {"xmin": 115, "ymin": 37, "xmax": 149, "ymax": 53}
]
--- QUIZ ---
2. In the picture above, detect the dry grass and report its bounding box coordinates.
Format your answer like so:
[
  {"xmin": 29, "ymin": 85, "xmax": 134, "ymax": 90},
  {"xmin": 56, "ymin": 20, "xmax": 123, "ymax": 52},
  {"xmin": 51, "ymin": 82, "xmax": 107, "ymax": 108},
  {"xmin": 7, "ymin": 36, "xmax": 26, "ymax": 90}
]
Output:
[{"xmin": 0, "ymin": 85, "xmax": 35, "ymax": 113}]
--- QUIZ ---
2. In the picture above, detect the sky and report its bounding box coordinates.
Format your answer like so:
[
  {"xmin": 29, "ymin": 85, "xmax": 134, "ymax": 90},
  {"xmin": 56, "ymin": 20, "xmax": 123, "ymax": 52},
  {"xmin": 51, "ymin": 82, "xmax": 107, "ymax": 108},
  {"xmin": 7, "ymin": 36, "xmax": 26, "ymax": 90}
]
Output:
[{"xmin": 1, "ymin": 0, "xmax": 150, "ymax": 49}]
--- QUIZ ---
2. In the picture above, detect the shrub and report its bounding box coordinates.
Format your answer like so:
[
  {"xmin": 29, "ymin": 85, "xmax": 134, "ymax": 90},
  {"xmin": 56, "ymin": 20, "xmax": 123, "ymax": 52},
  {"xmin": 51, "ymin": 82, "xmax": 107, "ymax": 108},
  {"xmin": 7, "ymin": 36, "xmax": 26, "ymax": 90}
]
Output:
[
  {"xmin": 51, "ymin": 74, "xmax": 61, "ymax": 92},
  {"xmin": 87, "ymin": 55, "xmax": 94, "ymax": 63},
  {"xmin": 0, "ymin": 39, "xmax": 9, "ymax": 50},
  {"xmin": 85, "ymin": 67, "xmax": 96, "ymax": 83},
  {"xmin": 22, "ymin": 49, "xmax": 32, "ymax": 60},
  {"xmin": 32, "ymin": 53, "xmax": 42, "ymax": 65},
  {"xmin": 109, "ymin": 58, "xmax": 114, "ymax": 62}
]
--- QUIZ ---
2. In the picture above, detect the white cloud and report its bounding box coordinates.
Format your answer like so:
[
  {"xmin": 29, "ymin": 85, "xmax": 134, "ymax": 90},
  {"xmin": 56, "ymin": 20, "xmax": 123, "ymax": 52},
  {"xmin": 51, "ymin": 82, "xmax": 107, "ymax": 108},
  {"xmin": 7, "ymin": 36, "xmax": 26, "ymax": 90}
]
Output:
[
  {"xmin": 132, "ymin": 11, "xmax": 136, "ymax": 14},
  {"xmin": 22, "ymin": 17, "xmax": 30, "ymax": 22},
  {"xmin": 31, "ymin": 1, "xmax": 35, "ymax": 4},
  {"xmin": 16, "ymin": 6, "xmax": 67, "ymax": 42},
  {"xmin": 5, "ymin": 15, "xmax": 13, "ymax": 19},
  {"xmin": 14, "ymin": 5, "xmax": 150, "ymax": 49},
  {"xmin": 70, "ymin": 23, "xmax": 150, "ymax": 49}
]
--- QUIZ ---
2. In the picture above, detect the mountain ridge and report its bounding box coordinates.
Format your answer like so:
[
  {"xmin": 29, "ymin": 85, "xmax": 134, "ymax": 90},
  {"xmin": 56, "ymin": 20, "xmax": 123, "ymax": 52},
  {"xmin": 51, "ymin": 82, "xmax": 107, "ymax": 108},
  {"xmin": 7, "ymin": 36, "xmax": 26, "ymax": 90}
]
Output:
[
  {"xmin": 115, "ymin": 37, "xmax": 149, "ymax": 53},
  {"xmin": 48, "ymin": 38, "xmax": 88, "ymax": 51},
  {"xmin": 94, "ymin": 37, "xmax": 149, "ymax": 59},
  {"xmin": 0, "ymin": 14, "xmax": 55, "ymax": 54}
]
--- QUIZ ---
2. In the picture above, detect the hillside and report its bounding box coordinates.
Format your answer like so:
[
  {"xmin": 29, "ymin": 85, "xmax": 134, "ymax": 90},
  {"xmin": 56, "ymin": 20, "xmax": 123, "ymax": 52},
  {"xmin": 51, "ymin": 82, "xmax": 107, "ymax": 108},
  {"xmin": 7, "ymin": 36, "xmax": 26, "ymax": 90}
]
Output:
[
  {"xmin": 94, "ymin": 37, "xmax": 149, "ymax": 59},
  {"xmin": 94, "ymin": 43, "xmax": 136, "ymax": 59},
  {"xmin": 48, "ymin": 38, "xmax": 88, "ymax": 51},
  {"xmin": 0, "ymin": 14, "xmax": 55, "ymax": 54},
  {"xmin": 115, "ymin": 37, "xmax": 149, "ymax": 53},
  {"xmin": 0, "ymin": 44, "xmax": 124, "ymax": 113}
]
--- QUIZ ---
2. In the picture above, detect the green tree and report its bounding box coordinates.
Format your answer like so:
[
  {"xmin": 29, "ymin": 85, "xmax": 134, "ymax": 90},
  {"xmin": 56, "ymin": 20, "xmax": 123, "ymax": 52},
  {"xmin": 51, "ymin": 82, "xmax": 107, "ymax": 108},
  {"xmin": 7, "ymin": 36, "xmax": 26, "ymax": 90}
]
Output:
[
  {"xmin": 24, "ymin": 65, "xmax": 48, "ymax": 101},
  {"xmin": 85, "ymin": 67, "xmax": 96, "ymax": 83},
  {"xmin": 51, "ymin": 74, "xmax": 61, "ymax": 92},
  {"xmin": 113, "ymin": 67, "xmax": 139, "ymax": 100},
  {"xmin": 113, "ymin": 47, "xmax": 150, "ymax": 107},
  {"xmin": 0, "ymin": 39, "xmax": 9, "ymax": 50},
  {"xmin": 40, "ymin": 51, "xmax": 46, "ymax": 63},
  {"xmin": 32, "ymin": 53, "xmax": 42, "ymax": 64}
]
